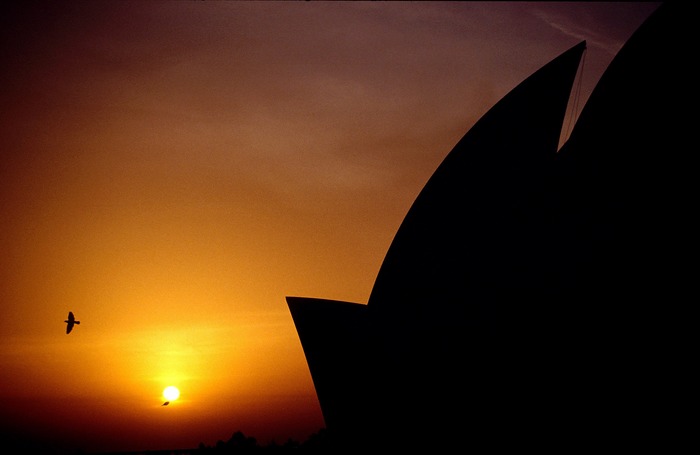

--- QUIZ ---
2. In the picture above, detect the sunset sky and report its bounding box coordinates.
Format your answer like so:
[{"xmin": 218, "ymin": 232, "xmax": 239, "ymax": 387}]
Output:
[{"xmin": 1, "ymin": 2, "xmax": 660, "ymax": 453}]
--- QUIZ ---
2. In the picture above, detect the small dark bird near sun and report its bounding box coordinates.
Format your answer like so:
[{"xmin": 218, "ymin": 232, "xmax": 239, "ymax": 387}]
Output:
[
  {"xmin": 64, "ymin": 311, "xmax": 80, "ymax": 334},
  {"xmin": 162, "ymin": 401, "xmax": 170, "ymax": 406}
]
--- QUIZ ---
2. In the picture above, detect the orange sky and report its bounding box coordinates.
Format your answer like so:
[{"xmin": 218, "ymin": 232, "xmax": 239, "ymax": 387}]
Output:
[{"xmin": 0, "ymin": 2, "xmax": 660, "ymax": 453}]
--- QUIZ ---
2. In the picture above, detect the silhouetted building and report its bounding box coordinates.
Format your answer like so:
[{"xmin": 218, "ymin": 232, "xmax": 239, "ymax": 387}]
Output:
[{"xmin": 287, "ymin": 3, "xmax": 689, "ymax": 451}]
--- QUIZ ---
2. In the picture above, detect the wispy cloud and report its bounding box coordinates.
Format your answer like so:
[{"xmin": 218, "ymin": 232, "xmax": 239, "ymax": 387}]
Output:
[{"xmin": 532, "ymin": 8, "xmax": 623, "ymax": 56}]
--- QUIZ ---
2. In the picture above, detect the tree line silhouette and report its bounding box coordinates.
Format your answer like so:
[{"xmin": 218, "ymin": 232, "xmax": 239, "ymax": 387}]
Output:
[
  {"xmin": 194, "ymin": 428, "xmax": 330, "ymax": 453},
  {"xmin": 1, "ymin": 428, "xmax": 331, "ymax": 455}
]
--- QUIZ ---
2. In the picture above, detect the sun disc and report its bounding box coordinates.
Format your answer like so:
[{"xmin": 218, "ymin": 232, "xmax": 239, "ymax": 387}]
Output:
[{"xmin": 163, "ymin": 386, "xmax": 180, "ymax": 401}]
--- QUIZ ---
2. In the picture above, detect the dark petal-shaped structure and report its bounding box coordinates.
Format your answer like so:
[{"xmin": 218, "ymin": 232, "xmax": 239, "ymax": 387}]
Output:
[
  {"xmin": 369, "ymin": 41, "xmax": 586, "ymax": 315},
  {"xmin": 366, "ymin": 41, "xmax": 586, "ymax": 449},
  {"xmin": 287, "ymin": 3, "xmax": 691, "ymax": 450},
  {"xmin": 285, "ymin": 297, "xmax": 369, "ymax": 448},
  {"xmin": 557, "ymin": 2, "xmax": 687, "ymax": 307},
  {"xmin": 552, "ymin": 3, "xmax": 691, "ymax": 447},
  {"xmin": 288, "ymin": 41, "xmax": 586, "ymax": 451}
]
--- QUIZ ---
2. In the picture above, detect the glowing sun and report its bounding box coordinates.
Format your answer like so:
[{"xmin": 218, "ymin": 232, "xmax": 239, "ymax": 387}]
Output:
[{"xmin": 163, "ymin": 386, "xmax": 180, "ymax": 402}]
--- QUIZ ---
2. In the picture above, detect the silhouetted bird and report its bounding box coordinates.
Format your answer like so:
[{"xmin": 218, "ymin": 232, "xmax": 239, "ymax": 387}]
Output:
[
  {"xmin": 64, "ymin": 311, "xmax": 80, "ymax": 334},
  {"xmin": 162, "ymin": 401, "xmax": 170, "ymax": 406}
]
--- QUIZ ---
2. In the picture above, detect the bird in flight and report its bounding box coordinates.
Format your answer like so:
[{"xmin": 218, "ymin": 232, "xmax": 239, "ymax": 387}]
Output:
[
  {"xmin": 162, "ymin": 401, "xmax": 170, "ymax": 406},
  {"xmin": 65, "ymin": 311, "xmax": 80, "ymax": 334}
]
